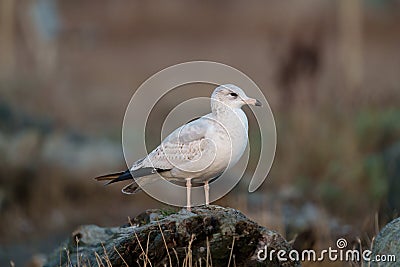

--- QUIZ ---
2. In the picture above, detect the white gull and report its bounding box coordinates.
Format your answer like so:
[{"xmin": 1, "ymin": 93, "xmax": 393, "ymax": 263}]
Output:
[{"xmin": 96, "ymin": 84, "xmax": 261, "ymax": 210}]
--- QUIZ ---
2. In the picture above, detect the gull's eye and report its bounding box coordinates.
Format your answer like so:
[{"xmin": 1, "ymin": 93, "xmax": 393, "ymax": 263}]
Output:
[{"xmin": 229, "ymin": 92, "xmax": 238, "ymax": 97}]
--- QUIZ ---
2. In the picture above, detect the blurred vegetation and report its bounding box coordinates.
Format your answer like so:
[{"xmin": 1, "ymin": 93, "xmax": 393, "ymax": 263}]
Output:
[{"xmin": 277, "ymin": 108, "xmax": 400, "ymax": 214}]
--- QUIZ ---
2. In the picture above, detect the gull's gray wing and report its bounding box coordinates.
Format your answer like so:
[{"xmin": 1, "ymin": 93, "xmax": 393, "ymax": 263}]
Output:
[
  {"xmin": 132, "ymin": 116, "xmax": 213, "ymax": 172},
  {"xmin": 97, "ymin": 115, "xmax": 215, "ymax": 195}
]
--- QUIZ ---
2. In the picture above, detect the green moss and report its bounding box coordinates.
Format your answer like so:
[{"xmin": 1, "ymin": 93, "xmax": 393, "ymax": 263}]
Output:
[{"xmin": 159, "ymin": 207, "xmax": 178, "ymax": 217}]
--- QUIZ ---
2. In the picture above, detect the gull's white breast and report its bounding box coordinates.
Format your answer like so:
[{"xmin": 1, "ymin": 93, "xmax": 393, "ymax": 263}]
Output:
[{"xmin": 185, "ymin": 108, "xmax": 248, "ymax": 182}]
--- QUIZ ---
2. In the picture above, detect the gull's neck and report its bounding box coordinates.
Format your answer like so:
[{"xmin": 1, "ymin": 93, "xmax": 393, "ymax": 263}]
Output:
[
  {"xmin": 210, "ymin": 101, "xmax": 249, "ymax": 148},
  {"xmin": 212, "ymin": 101, "xmax": 235, "ymax": 118},
  {"xmin": 211, "ymin": 101, "xmax": 247, "ymax": 126}
]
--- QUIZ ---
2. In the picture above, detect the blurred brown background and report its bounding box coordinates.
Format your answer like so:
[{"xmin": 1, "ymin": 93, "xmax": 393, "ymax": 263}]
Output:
[{"xmin": 0, "ymin": 0, "xmax": 400, "ymax": 266}]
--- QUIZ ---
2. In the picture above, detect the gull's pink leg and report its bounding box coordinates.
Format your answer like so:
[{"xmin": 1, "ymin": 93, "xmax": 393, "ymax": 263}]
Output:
[
  {"xmin": 186, "ymin": 178, "xmax": 192, "ymax": 211},
  {"xmin": 204, "ymin": 180, "xmax": 209, "ymax": 205}
]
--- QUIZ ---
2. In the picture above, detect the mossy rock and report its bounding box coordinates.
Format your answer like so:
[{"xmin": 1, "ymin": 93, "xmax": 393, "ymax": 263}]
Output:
[{"xmin": 44, "ymin": 205, "xmax": 300, "ymax": 267}]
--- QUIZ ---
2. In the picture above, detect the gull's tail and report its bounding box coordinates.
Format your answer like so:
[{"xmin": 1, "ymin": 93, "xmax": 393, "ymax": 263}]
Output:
[
  {"xmin": 95, "ymin": 170, "xmax": 141, "ymax": 194},
  {"xmin": 95, "ymin": 170, "xmax": 133, "ymax": 185},
  {"xmin": 95, "ymin": 167, "xmax": 165, "ymax": 194}
]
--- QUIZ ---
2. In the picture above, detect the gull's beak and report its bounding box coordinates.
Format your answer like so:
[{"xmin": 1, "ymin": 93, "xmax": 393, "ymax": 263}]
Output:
[{"xmin": 244, "ymin": 97, "xmax": 262, "ymax": 107}]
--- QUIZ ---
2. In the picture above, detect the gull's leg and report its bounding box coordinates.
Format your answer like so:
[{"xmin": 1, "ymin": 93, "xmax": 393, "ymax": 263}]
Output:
[
  {"xmin": 204, "ymin": 180, "xmax": 209, "ymax": 206},
  {"xmin": 186, "ymin": 178, "xmax": 192, "ymax": 211}
]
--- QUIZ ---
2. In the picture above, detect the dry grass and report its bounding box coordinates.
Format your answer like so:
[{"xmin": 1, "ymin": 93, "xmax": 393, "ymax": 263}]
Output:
[{"xmin": 59, "ymin": 231, "xmax": 219, "ymax": 267}]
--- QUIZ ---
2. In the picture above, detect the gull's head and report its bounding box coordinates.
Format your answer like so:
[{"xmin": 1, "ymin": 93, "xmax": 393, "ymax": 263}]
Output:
[{"xmin": 211, "ymin": 84, "xmax": 262, "ymax": 109}]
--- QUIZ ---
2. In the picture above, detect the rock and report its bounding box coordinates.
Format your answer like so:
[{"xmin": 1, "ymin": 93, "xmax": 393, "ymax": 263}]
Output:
[
  {"xmin": 383, "ymin": 142, "xmax": 400, "ymax": 214},
  {"xmin": 44, "ymin": 205, "xmax": 300, "ymax": 267},
  {"xmin": 370, "ymin": 217, "xmax": 400, "ymax": 267}
]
